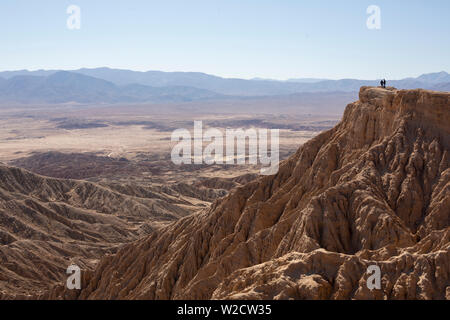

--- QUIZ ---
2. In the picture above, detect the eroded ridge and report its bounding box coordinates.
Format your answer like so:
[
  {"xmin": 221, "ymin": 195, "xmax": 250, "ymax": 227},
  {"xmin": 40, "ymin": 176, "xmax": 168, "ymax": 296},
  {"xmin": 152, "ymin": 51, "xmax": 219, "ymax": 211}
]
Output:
[{"xmin": 38, "ymin": 87, "xmax": 450, "ymax": 300}]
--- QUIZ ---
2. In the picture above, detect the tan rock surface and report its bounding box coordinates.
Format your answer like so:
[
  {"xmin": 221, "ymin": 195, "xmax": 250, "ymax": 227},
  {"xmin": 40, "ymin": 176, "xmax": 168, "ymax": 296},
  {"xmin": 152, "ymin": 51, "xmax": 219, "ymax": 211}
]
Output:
[{"xmin": 42, "ymin": 87, "xmax": 450, "ymax": 300}]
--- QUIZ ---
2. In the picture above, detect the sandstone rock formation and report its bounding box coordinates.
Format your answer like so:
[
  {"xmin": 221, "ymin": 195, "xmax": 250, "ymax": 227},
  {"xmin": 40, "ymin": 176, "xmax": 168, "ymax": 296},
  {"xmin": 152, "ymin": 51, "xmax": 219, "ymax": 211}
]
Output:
[{"xmin": 25, "ymin": 88, "xmax": 450, "ymax": 299}]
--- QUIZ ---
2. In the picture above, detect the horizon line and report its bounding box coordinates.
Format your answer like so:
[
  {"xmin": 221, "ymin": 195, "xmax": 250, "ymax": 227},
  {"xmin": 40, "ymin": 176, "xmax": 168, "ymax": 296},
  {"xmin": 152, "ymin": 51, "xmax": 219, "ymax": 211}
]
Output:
[{"xmin": 0, "ymin": 67, "xmax": 448, "ymax": 82}]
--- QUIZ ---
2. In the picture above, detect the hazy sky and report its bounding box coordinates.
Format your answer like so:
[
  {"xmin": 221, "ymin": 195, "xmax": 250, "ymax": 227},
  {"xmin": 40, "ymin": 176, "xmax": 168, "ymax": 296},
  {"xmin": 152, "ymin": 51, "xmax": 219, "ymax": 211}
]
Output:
[{"xmin": 1, "ymin": 0, "xmax": 449, "ymax": 80}]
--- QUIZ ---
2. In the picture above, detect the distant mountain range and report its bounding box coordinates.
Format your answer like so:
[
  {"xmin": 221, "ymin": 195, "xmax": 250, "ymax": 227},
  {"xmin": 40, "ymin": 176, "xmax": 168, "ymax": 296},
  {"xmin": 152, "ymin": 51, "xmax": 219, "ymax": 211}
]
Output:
[
  {"xmin": 0, "ymin": 71, "xmax": 221, "ymax": 103},
  {"xmin": 0, "ymin": 68, "xmax": 448, "ymax": 103}
]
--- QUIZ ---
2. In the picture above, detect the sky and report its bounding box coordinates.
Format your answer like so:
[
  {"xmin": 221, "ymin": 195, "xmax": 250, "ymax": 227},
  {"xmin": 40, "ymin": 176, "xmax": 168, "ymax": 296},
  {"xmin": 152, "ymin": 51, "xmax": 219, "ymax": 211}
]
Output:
[{"xmin": 1, "ymin": 0, "xmax": 449, "ymax": 80}]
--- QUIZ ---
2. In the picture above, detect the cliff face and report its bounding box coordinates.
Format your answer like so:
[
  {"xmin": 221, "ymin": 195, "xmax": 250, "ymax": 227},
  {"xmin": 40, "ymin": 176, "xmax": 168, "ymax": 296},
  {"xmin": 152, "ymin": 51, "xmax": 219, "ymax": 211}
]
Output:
[{"xmin": 46, "ymin": 87, "xmax": 450, "ymax": 300}]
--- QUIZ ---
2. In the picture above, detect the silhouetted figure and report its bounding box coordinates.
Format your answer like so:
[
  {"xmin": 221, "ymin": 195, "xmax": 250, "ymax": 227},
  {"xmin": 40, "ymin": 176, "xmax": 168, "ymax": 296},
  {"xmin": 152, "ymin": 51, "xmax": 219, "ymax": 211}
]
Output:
[{"xmin": 380, "ymin": 79, "xmax": 386, "ymax": 88}]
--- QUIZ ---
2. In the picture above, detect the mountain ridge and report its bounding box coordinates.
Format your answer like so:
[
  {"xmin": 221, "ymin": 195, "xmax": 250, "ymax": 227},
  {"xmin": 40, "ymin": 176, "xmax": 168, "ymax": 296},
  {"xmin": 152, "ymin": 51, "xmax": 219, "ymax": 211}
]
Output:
[
  {"xmin": 0, "ymin": 69, "xmax": 449, "ymax": 102},
  {"xmin": 0, "ymin": 71, "xmax": 223, "ymax": 104}
]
